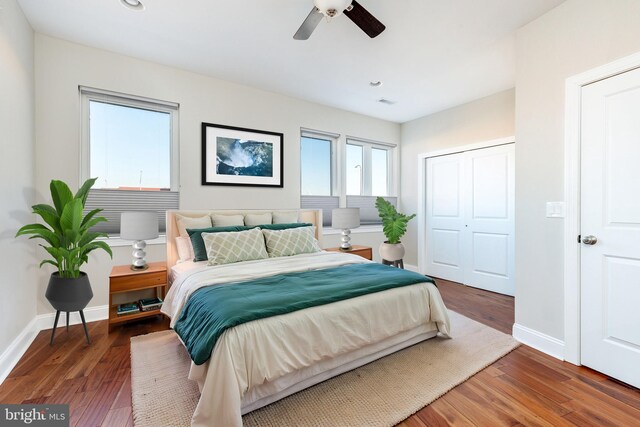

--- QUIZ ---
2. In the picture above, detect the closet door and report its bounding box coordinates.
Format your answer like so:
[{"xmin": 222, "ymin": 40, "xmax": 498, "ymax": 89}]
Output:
[
  {"xmin": 425, "ymin": 144, "xmax": 514, "ymax": 296},
  {"xmin": 425, "ymin": 153, "xmax": 466, "ymax": 283},
  {"xmin": 463, "ymin": 144, "xmax": 515, "ymax": 296}
]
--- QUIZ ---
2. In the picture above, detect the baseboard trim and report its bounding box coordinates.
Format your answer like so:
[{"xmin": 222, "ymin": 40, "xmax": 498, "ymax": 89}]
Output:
[
  {"xmin": 0, "ymin": 305, "xmax": 108, "ymax": 385},
  {"xmin": 35, "ymin": 305, "xmax": 108, "ymax": 331},
  {"xmin": 512, "ymin": 323, "xmax": 565, "ymax": 360},
  {"xmin": 0, "ymin": 317, "xmax": 39, "ymax": 384}
]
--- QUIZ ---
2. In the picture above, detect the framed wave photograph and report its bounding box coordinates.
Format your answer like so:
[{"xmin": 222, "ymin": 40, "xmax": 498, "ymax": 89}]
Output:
[{"xmin": 201, "ymin": 122, "xmax": 284, "ymax": 187}]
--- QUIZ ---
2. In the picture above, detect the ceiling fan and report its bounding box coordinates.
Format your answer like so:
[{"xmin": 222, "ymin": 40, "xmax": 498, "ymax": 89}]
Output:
[{"xmin": 294, "ymin": 0, "xmax": 386, "ymax": 40}]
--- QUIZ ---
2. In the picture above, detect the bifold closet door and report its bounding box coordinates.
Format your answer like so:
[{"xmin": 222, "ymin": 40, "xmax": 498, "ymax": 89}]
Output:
[
  {"xmin": 425, "ymin": 144, "xmax": 515, "ymax": 296},
  {"xmin": 425, "ymin": 153, "xmax": 466, "ymax": 283}
]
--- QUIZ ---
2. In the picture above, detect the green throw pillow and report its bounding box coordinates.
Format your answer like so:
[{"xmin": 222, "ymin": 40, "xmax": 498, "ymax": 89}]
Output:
[
  {"xmin": 262, "ymin": 226, "xmax": 321, "ymax": 258},
  {"xmin": 187, "ymin": 225, "xmax": 251, "ymax": 261},
  {"xmin": 259, "ymin": 222, "xmax": 312, "ymax": 231},
  {"xmin": 203, "ymin": 228, "xmax": 269, "ymax": 266}
]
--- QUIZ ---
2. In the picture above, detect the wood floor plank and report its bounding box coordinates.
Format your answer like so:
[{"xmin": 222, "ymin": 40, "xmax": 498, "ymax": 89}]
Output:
[{"xmin": 1, "ymin": 280, "xmax": 639, "ymax": 427}]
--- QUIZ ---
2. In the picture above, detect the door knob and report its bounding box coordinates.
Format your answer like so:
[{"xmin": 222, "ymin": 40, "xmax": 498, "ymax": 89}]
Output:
[{"xmin": 582, "ymin": 235, "xmax": 598, "ymax": 245}]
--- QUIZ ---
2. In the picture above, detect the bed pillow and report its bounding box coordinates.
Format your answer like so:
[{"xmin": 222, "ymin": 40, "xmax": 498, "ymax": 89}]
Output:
[
  {"xmin": 187, "ymin": 225, "xmax": 251, "ymax": 262},
  {"xmin": 203, "ymin": 228, "xmax": 269, "ymax": 266},
  {"xmin": 259, "ymin": 222, "xmax": 312, "ymax": 231},
  {"xmin": 244, "ymin": 213, "xmax": 272, "ymax": 226},
  {"xmin": 175, "ymin": 236, "xmax": 195, "ymax": 262},
  {"xmin": 176, "ymin": 214, "xmax": 212, "ymax": 237},
  {"xmin": 211, "ymin": 214, "xmax": 245, "ymax": 227},
  {"xmin": 262, "ymin": 226, "xmax": 321, "ymax": 258},
  {"xmin": 272, "ymin": 211, "xmax": 299, "ymax": 224}
]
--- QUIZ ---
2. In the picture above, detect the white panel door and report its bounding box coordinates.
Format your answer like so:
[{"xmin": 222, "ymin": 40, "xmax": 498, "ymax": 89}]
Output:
[
  {"xmin": 464, "ymin": 145, "xmax": 515, "ymax": 295},
  {"xmin": 426, "ymin": 153, "xmax": 465, "ymax": 283},
  {"xmin": 425, "ymin": 144, "xmax": 515, "ymax": 295},
  {"xmin": 581, "ymin": 67, "xmax": 640, "ymax": 388}
]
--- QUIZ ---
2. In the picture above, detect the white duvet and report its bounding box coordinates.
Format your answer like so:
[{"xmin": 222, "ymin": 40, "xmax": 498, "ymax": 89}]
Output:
[{"xmin": 162, "ymin": 251, "xmax": 451, "ymax": 427}]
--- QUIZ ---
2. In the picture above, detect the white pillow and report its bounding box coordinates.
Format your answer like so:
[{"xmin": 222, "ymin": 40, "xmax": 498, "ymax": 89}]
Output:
[
  {"xmin": 262, "ymin": 227, "xmax": 321, "ymax": 258},
  {"xmin": 175, "ymin": 214, "xmax": 212, "ymax": 237},
  {"xmin": 211, "ymin": 214, "xmax": 245, "ymax": 227},
  {"xmin": 244, "ymin": 212, "xmax": 272, "ymax": 226},
  {"xmin": 203, "ymin": 228, "xmax": 269, "ymax": 265},
  {"xmin": 175, "ymin": 236, "xmax": 194, "ymax": 262},
  {"xmin": 272, "ymin": 211, "xmax": 299, "ymax": 224}
]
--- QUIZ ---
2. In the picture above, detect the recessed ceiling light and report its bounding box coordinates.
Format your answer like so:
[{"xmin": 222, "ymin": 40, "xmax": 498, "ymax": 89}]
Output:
[
  {"xmin": 369, "ymin": 81, "xmax": 383, "ymax": 87},
  {"xmin": 120, "ymin": 0, "xmax": 145, "ymax": 11}
]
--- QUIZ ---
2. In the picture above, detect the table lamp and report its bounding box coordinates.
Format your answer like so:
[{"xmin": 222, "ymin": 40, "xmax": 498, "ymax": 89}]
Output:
[
  {"xmin": 332, "ymin": 208, "xmax": 360, "ymax": 250},
  {"xmin": 120, "ymin": 211, "xmax": 159, "ymax": 271}
]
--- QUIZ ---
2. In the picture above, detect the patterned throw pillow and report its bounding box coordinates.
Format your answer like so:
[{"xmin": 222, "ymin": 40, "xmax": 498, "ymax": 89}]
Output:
[
  {"xmin": 262, "ymin": 227, "xmax": 321, "ymax": 258},
  {"xmin": 202, "ymin": 228, "xmax": 269, "ymax": 266}
]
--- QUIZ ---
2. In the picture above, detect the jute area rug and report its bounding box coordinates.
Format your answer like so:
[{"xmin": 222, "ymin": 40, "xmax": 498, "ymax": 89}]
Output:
[{"xmin": 131, "ymin": 311, "xmax": 519, "ymax": 427}]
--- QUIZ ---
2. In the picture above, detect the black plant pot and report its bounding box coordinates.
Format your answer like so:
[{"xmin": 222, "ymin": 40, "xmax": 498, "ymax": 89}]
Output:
[
  {"xmin": 45, "ymin": 272, "xmax": 93, "ymax": 345},
  {"xmin": 45, "ymin": 272, "xmax": 93, "ymax": 311}
]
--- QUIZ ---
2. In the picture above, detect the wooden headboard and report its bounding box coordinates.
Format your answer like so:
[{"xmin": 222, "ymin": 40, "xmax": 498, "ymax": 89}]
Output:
[{"xmin": 166, "ymin": 209, "xmax": 323, "ymax": 271}]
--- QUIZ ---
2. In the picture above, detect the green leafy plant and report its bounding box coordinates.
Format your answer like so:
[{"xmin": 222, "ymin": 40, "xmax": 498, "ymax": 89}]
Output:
[
  {"xmin": 375, "ymin": 197, "xmax": 416, "ymax": 245},
  {"xmin": 16, "ymin": 178, "xmax": 113, "ymax": 279}
]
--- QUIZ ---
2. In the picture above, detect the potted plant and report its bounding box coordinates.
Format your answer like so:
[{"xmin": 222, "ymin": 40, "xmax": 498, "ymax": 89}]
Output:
[
  {"xmin": 375, "ymin": 197, "xmax": 416, "ymax": 262},
  {"xmin": 16, "ymin": 178, "xmax": 112, "ymax": 332}
]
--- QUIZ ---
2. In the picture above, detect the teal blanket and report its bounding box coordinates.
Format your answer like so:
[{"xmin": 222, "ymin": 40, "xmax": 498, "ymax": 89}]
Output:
[{"xmin": 174, "ymin": 263, "xmax": 434, "ymax": 365}]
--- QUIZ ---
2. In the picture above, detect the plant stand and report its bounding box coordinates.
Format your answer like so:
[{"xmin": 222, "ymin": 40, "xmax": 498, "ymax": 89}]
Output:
[
  {"xmin": 50, "ymin": 310, "xmax": 90, "ymax": 346},
  {"xmin": 382, "ymin": 259, "xmax": 404, "ymax": 269}
]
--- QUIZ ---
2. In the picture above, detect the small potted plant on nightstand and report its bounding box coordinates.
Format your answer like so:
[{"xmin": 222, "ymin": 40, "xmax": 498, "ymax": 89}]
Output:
[
  {"xmin": 16, "ymin": 178, "xmax": 112, "ymax": 345},
  {"xmin": 375, "ymin": 197, "xmax": 416, "ymax": 263}
]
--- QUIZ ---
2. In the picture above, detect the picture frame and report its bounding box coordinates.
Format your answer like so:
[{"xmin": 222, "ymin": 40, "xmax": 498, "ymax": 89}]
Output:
[{"xmin": 201, "ymin": 122, "xmax": 284, "ymax": 188}]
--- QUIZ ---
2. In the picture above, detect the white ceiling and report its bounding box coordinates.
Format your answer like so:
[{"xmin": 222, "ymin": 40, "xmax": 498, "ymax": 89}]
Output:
[{"xmin": 18, "ymin": 0, "xmax": 564, "ymax": 123}]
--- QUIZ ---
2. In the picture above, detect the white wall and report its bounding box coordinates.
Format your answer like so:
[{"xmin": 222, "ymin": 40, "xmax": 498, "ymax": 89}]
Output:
[
  {"xmin": 515, "ymin": 0, "xmax": 640, "ymax": 341},
  {"xmin": 0, "ymin": 0, "xmax": 37, "ymax": 355},
  {"xmin": 399, "ymin": 89, "xmax": 515, "ymax": 266},
  {"xmin": 34, "ymin": 35, "xmax": 399, "ymax": 314}
]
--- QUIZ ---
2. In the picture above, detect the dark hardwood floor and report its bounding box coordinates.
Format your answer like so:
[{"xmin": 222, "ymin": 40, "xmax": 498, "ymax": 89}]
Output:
[{"xmin": 1, "ymin": 279, "xmax": 639, "ymax": 426}]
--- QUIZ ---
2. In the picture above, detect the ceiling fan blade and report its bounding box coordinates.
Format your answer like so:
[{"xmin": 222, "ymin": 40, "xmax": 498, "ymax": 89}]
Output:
[
  {"xmin": 294, "ymin": 7, "xmax": 323, "ymax": 40},
  {"xmin": 343, "ymin": 0, "xmax": 386, "ymax": 38}
]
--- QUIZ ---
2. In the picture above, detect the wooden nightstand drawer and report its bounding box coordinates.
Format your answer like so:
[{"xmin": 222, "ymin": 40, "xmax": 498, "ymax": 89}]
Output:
[{"xmin": 110, "ymin": 271, "xmax": 166, "ymax": 293}]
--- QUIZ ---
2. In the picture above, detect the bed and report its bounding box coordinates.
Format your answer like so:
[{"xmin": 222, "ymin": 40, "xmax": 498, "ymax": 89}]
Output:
[{"xmin": 162, "ymin": 209, "xmax": 451, "ymax": 427}]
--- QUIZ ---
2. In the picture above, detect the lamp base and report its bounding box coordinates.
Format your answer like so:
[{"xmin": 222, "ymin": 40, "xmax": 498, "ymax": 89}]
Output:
[
  {"xmin": 131, "ymin": 240, "xmax": 149, "ymax": 271},
  {"xmin": 339, "ymin": 229, "xmax": 352, "ymax": 251}
]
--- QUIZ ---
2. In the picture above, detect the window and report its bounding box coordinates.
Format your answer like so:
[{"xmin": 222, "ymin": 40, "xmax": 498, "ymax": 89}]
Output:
[
  {"xmin": 300, "ymin": 129, "xmax": 397, "ymax": 227},
  {"xmin": 301, "ymin": 135, "xmax": 333, "ymax": 196},
  {"xmin": 346, "ymin": 143, "xmax": 363, "ymax": 195},
  {"xmin": 345, "ymin": 137, "xmax": 395, "ymax": 225},
  {"xmin": 80, "ymin": 87, "xmax": 179, "ymax": 234},
  {"xmin": 300, "ymin": 129, "xmax": 340, "ymax": 226}
]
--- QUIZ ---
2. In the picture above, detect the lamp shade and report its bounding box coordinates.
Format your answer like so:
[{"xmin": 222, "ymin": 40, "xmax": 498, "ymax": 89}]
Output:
[
  {"xmin": 332, "ymin": 208, "xmax": 360, "ymax": 230},
  {"xmin": 120, "ymin": 211, "xmax": 159, "ymax": 241}
]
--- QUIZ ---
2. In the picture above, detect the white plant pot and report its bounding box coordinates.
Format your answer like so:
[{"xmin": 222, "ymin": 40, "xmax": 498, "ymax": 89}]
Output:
[{"xmin": 379, "ymin": 241, "xmax": 405, "ymax": 262}]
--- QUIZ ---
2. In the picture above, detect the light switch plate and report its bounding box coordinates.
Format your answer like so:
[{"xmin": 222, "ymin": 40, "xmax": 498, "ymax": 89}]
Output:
[{"xmin": 546, "ymin": 202, "xmax": 565, "ymax": 218}]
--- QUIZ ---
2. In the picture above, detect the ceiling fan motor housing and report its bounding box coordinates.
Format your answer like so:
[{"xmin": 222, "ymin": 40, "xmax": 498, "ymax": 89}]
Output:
[{"xmin": 314, "ymin": 0, "xmax": 352, "ymax": 17}]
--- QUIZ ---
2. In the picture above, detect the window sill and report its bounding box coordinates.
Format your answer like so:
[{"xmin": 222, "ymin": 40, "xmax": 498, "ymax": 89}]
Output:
[
  {"xmin": 323, "ymin": 225, "xmax": 383, "ymax": 235},
  {"xmin": 98, "ymin": 235, "xmax": 167, "ymax": 248}
]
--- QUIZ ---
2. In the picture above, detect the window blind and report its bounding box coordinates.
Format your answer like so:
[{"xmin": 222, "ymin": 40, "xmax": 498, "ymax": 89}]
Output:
[
  {"xmin": 84, "ymin": 189, "xmax": 179, "ymax": 234},
  {"xmin": 300, "ymin": 195, "xmax": 340, "ymax": 227},
  {"xmin": 346, "ymin": 196, "xmax": 397, "ymax": 225}
]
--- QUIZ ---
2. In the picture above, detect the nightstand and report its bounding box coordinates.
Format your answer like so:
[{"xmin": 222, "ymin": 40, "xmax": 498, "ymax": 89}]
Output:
[
  {"xmin": 108, "ymin": 262, "xmax": 167, "ymax": 330},
  {"xmin": 325, "ymin": 245, "xmax": 373, "ymax": 260}
]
